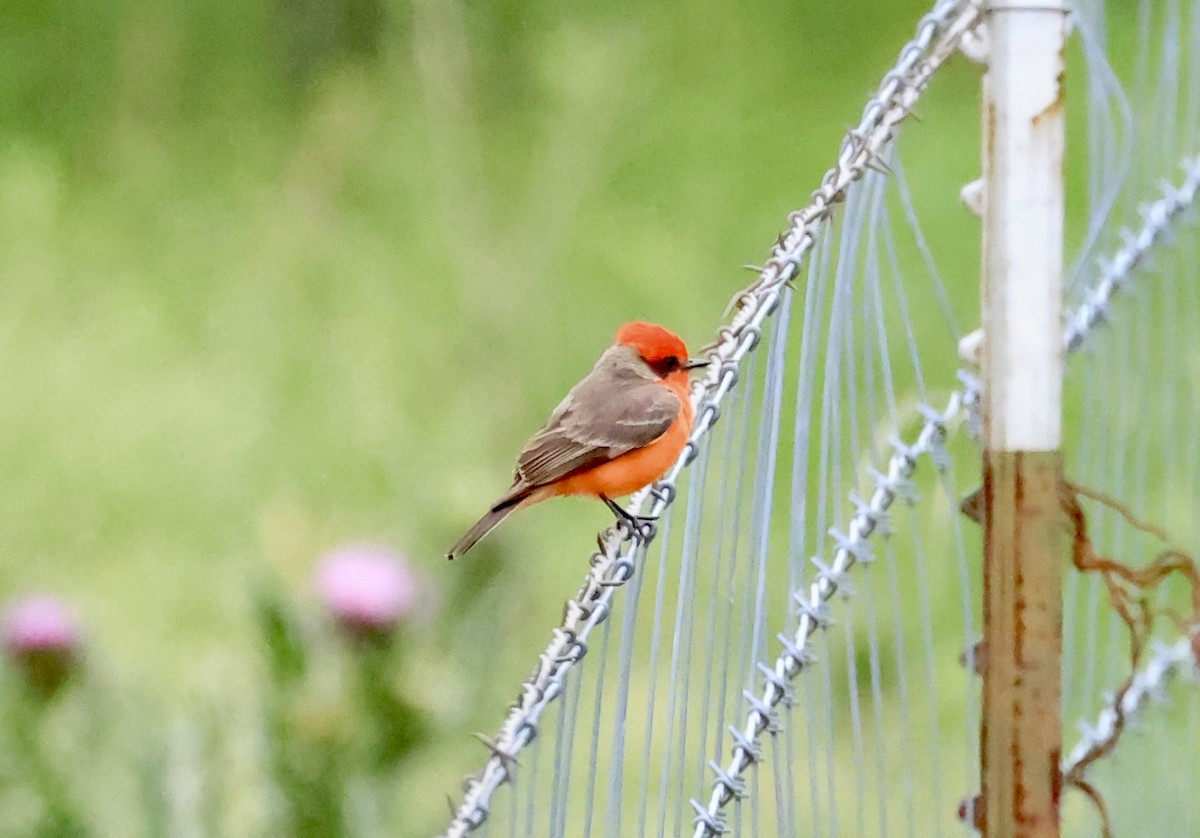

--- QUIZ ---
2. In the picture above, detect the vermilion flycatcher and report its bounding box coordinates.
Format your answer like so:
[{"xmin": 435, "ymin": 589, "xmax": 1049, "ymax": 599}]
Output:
[{"xmin": 446, "ymin": 321, "xmax": 708, "ymax": 559}]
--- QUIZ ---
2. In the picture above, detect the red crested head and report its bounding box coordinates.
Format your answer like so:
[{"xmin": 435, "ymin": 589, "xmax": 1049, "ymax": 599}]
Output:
[
  {"xmin": 615, "ymin": 321, "xmax": 689, "ymax": 364},
  {"xmin": 614, "ymin": 321, "xmax": 709, "ymax": 379}
]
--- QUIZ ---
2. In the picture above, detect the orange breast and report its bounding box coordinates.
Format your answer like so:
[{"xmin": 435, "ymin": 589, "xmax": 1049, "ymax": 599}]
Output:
[{"xmin": 542, "ymin": 379, "xmax": 695, "ymax": 500}]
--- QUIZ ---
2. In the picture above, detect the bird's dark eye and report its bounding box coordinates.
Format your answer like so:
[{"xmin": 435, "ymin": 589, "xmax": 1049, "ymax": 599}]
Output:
[{"xmin": 650, "ymin": 355, "xmax": 680, "ymax": 377}]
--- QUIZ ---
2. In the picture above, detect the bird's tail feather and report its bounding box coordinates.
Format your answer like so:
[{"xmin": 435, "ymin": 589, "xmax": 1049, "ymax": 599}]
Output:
[{"xmin": 446, "ymin": 492, "xmax": 528, "ymax": 560}]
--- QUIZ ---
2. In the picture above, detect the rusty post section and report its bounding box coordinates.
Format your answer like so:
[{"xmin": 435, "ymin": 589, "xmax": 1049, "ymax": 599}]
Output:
[
  {"xmin": 979, "ymin": 2, "xmax": 1068, "ymax": 837},
  {"xmin": 981, "ymin": 451, "xmax": 1063, "ymax": 836}
]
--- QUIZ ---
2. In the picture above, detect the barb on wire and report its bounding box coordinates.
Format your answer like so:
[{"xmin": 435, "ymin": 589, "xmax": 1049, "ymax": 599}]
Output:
[
  {"xmin": 1062, "ymin": 634, "xmax": 1200, "ymax": 778},
  {"xmin": 1065, "ymin": 156, "xmax": 1200, "ymax": 352},
  {"xmin": 441, "ymin": 1, "xmax": 985, "ymax": 835}
]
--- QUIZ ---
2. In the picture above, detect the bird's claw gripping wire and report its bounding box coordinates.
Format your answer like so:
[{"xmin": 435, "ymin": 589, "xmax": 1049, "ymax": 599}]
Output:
[{"xmin": 601, "ymin": 495, "xmax": 659, "ymax": 543}]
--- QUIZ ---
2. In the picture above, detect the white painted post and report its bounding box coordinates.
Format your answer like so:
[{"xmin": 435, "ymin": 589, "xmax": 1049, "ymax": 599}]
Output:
[
  {"xmin": 979, "ymin": 2, "xmax": 1068, "ymax": 837},
  {"xmin": 982, "ymin": 0, "xmax": 1067, "ymax": 453}
]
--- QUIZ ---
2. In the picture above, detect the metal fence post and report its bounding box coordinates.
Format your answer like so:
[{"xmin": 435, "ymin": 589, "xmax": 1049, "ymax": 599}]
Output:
[{"xmin": 979, "ymin": 2, "xmax": 1068, "ymax": 836}]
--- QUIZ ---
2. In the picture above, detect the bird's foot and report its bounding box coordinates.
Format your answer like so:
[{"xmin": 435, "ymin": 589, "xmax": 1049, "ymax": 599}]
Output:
[{"xmin": 601, "ymin": 496, "xmax": 658, "ymax": 543}]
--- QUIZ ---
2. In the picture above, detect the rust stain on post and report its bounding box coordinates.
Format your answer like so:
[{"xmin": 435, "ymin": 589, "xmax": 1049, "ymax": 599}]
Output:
[
  {"xmin": 1030, "ymin": 95, "xmax": 1062, "ymax": 128},
  {"xmin": 982, "ymin": 450, "xmax": 1064, "ymax": 838}
]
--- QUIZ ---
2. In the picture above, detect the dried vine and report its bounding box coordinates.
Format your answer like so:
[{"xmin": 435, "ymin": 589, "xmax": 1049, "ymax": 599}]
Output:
[{"xmin": 1059, "ymin": 478, "xmax": 1200, "ymax": 836}]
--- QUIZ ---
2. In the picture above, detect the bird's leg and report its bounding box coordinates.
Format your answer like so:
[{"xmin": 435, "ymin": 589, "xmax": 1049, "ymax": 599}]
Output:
[
  {"xmin": 600, "ymin": 495, "xmax": 658, "ymax": 542},
  {"xmin": 600, "ymin": 494, "xmax": 640, "ymax": 529}
]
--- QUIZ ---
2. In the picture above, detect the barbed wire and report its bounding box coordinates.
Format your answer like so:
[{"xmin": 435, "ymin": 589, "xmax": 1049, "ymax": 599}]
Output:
[
  {"xmin": 731, "ymin": 0, "xmax": 985, "ymax": 314},
  {"xmin": 440, "ymin": 1, "xmax": 985, "ymax": 835},
  {"xmin": 960, "ymin": 154, "xmax": 1200, "ymax": 437},
  {"xmin": 1062, "ymin": 634, "xmax": 1200, "ymax": 776},
  {"xmin": 1055, "ymin": 153, "xmax": 1200, "ymax": 783},
  {"xmin": 689, "ymin": 389, "xmax": 967, "ymax": 836},
  {"xmin": 950, "ymin": 154, "xmax": 1200, "ymax": 832},
  {"xmin": 690, "ymin": 125, "xmax": 1200, "ymax": 838},
  {"xmin": 1065, "ymin": 155, "xmax": 1200, "ymax": 352},
  {"xmin": 439, "ymin": 322, "xmax": 751, "ymax": 838},
  {"xmin": 443, "ymin": 7, "xmax": 1200, "ymax": 838},
  {"xmin": 684, "ymin": 0, "xmax": 993, "ymax": 831}
]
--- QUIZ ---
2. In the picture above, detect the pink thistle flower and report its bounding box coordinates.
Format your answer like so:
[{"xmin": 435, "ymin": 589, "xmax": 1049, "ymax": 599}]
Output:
[
  {"xmin": 315, "ymin": 545, "xmax": 419, "ymax": 638},
  {"xmin": 3, "ymin": 595, "xmax": 81, "ymax": 696}
]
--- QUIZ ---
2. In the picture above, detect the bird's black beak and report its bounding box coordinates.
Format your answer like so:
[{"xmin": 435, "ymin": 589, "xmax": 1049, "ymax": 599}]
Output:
[{"xmin": 684, "ymin": 357, "xmax": 710, "ymax": 371}]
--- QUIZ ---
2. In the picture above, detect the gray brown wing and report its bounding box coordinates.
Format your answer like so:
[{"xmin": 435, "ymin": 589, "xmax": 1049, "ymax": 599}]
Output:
[{"xmin": 511, "ymin": 369, "xmax": 681, "ymax": 491}]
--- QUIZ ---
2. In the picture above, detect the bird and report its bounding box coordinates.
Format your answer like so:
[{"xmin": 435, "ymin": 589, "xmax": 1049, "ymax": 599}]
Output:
[{"xmin": 446, "ymin": 321, "xmax": 709, "ymax": 560}]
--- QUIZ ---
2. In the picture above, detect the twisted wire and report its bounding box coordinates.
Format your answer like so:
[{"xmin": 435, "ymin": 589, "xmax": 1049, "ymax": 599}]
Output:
[
  {"xmin": 441, "ymin": 1, "xmax": 984, "ymax": 835},
  {"xmin": 1065, "ymin": 155, "xmax": 1200, "ymax": 352},
  {"xmin": 959, "ymin": 155, "xmax": 1200, "ymax": 437},
  {"xmin": 1062, "ymin": 634, "xmax": 1200, "ymax": 776},
  {"xmin": 689, "ymin": 390, "xmax": 968, "ymax": 837},
  {"xmin": 684, "ymin": 0, "xmax": 990, "ymax": 831},
  {"xmin": 1057, "ymin": 154, "xmax": 1200, "ymax": 782},
  {"xmin": 689, "ymin": 106, "xmax": 1200, "ymax": 838}
]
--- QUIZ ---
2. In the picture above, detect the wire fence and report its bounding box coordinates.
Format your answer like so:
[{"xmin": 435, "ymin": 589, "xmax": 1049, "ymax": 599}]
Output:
[
  {"xmin": 442, "ymin": 2, "xmax": 984, "ymax": 834},
  {"xmin": 442, "ymin": 0, "xmax": 1200, "ymax": 835}
]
